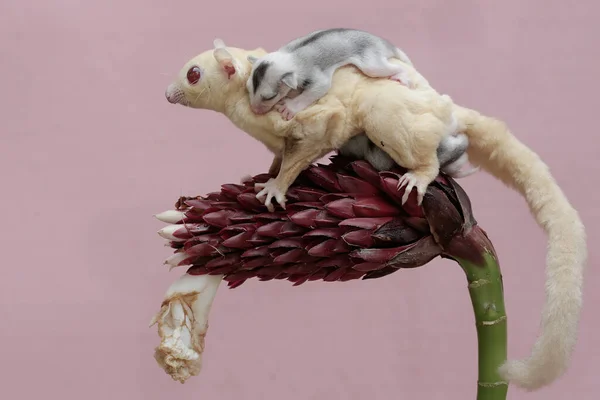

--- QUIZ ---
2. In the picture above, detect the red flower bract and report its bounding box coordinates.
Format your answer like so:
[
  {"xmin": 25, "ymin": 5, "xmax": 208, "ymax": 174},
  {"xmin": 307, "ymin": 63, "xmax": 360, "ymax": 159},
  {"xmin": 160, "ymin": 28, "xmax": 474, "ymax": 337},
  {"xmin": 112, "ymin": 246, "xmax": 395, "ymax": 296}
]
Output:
[{"xmin": 160, "ymin": 155, "xmax": 485, "ymax": 288}]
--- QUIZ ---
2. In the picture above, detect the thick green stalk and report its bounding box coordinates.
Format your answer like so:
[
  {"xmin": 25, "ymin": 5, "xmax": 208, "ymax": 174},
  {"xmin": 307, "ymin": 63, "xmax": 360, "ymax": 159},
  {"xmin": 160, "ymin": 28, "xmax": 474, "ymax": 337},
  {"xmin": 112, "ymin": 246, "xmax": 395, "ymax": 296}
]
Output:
[{"xmin": 451, "ymin": 228, "xmax": 508, "ymax": 400}]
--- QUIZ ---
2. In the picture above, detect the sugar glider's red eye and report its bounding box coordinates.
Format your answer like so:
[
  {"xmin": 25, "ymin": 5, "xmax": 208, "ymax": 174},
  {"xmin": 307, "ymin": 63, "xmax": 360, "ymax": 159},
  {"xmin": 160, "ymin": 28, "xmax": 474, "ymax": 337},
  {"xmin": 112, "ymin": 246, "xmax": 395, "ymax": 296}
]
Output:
[{"xmin": 186, "ymin": 66, "xmax": 201, "ymax": 85}]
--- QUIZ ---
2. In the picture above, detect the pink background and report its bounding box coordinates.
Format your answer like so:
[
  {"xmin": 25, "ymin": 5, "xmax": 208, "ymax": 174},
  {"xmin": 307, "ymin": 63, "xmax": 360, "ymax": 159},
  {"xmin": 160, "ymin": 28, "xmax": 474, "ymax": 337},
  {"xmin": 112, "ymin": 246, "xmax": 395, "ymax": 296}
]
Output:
[{"xmin": 1, "ymin": 1, "xmax": 598, "ymax": 399}]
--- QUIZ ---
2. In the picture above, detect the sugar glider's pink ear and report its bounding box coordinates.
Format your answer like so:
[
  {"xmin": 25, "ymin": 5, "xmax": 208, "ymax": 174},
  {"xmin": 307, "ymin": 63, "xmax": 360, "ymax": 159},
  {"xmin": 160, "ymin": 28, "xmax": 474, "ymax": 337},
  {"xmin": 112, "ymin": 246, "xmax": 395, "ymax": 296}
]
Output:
[{"xmin": 212, "ymin": 38, "xmax": 236, "ymax": 79}]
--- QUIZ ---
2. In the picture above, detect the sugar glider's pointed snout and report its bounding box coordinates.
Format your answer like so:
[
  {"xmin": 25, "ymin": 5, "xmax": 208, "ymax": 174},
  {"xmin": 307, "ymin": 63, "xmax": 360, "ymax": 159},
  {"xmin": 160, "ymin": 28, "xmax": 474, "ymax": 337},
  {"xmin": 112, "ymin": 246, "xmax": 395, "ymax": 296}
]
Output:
[{"xmin": 165, "ymin": 83, "xmax": 187, "ymax": 105}]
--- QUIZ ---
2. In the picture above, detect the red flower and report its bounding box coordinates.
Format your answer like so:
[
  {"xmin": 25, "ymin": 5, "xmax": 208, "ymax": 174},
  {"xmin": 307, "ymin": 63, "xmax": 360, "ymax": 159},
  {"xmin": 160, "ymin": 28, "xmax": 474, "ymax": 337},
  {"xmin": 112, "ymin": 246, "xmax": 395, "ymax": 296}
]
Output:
[{"xmin": 157, "ymin": 154, "xmax": 494, "ymax": 286}]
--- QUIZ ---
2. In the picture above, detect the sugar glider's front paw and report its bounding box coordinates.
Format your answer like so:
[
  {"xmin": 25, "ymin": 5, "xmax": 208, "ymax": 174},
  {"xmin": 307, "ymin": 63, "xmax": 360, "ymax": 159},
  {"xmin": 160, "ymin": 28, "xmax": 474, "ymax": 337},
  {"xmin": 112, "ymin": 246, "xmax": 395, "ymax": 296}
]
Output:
[
  {"xmin": 390, "ymin": 72, "xmax": 413, "ymax": 89},
  {"xmin": 255, "ymin": 178, "xmax": 287, "ymax": 212},
  {"xmin": 274, "ymin": 100, "xmax": 296, "ymax": 121},
  {"xmin": 397, "ymin": 172, "xmax": 429, "ymax": 206}
]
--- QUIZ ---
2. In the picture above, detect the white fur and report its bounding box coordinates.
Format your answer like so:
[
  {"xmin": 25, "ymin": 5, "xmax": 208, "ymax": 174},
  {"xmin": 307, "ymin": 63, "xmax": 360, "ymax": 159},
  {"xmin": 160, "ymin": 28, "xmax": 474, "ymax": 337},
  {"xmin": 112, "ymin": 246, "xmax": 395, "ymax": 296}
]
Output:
[{"xmin": 455, "ymin": 106, "xmax": 588, "ymax": 390}]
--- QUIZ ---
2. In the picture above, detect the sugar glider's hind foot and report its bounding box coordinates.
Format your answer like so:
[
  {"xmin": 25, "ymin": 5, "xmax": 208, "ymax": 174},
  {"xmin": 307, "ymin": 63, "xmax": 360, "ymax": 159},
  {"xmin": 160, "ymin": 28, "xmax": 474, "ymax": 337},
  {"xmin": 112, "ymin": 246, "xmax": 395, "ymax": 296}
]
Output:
[
  {"xmin": 389, "ymin": 72, "xmax": 413, "ymax": 89},
  {"xmin": 397, "ymin": 169, "xmax": 436, "ymax": 205}
]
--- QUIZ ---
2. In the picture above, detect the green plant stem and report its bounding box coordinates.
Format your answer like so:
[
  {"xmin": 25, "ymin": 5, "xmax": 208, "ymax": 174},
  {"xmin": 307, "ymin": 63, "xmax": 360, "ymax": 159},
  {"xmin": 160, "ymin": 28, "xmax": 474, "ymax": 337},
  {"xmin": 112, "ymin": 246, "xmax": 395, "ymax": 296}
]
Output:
[{"xmin": 454, "ymin": 229, "xmax": 509, "ymax": 400}]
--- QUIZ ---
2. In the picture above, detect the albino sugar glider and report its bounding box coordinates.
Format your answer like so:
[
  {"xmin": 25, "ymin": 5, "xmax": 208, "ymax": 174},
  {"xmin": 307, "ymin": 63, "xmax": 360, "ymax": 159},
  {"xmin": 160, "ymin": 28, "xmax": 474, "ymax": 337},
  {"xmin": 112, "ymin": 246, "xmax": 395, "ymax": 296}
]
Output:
[
  {"xmin": 165, "ymin": 42, "xmax": 586, "ymax": 392},
  {"xmin": 246, "ymin": 28, "xmax": 415, "ymax": 120}
]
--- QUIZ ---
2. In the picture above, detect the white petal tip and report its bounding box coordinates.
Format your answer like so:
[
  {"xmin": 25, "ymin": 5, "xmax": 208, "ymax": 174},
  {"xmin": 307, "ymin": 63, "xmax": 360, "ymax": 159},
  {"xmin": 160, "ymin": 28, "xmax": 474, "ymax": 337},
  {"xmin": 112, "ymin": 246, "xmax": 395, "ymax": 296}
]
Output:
[
  {"xmin": 155, "ymin": 210, "xmax": 185, "ymax": 224},
  {"xmin": 165, "ymin": 252, "xmax": 192, "ymax": 268},
  {"xmin": 157, "ymin": 225, "xmax": 185, "ymax": 241}
]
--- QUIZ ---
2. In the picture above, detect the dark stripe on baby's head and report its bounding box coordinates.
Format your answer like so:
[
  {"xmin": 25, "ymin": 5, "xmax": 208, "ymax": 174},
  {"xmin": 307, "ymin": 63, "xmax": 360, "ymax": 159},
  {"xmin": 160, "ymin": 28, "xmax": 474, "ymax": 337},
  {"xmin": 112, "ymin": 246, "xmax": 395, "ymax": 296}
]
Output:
[
  {"xmin": 252, "ymin": 62, "xmax": 270, "ymax": 94},
  {"xmin": 300, "ymin": 78, "xmax": 312, "ymax": 89}
]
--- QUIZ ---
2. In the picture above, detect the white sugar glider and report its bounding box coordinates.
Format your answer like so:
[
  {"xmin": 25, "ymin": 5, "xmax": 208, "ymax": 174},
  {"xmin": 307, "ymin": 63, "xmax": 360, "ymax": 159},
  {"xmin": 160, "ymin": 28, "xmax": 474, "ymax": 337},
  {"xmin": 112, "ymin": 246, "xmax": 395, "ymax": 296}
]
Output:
[
  {"xmin": 340, "ymin": 132, "xmax": 480, "ymax": 177},
  {"xmin": 246, "ymin": 28, "xmax": 415, "ymax": 120}
]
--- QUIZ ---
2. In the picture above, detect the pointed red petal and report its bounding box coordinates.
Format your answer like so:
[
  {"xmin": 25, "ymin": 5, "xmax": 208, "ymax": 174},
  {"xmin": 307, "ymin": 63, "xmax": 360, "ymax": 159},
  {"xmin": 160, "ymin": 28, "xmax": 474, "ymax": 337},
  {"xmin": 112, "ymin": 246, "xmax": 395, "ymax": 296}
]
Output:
[
  {"xmin": 202, "ymin": 210, "xmax": 237, "ymax": 228},
  {"xmin": 182, "ymin": 209, "xmax": 208, "ymax": 222},
  {"xmin": 332, "ymin": 238, "xmax": 352, "ymax": 253},
  {"xmin": 308, "ymin": 238, "xmax": 351, "ymax": 256},
  {"xmin": 284, "ymin": 263, "xmax": 320, "ymax": 275},
  {"xmin": 247, "ymin": 232, "xmax": 273, "ymax": 246},
  {"xmin": 325, "ymin": 198, "xmax": 357, "ymax": 218},
  {"xmin": 241, "ymin": 245, "xmax": 271, "ymax": 258},
  {"xmin": 387, "ymin": 236, "xmax": 441, "ymax": 268},
  {"xmin": 184, "ymin": 199, "xmax": 212, "ymax": 211},
  {"xmin": 186, "ymin": 266, "xmax": 209, "ymax": 275},
  {"xmin": 342, "ymin": 229, "xmax": 374, "ymax": 247},
  {"xmin": 336, "ymin": 174, "xmax": 380, "ymax": 196},
  {"xmin": 339, "ymin": 217, "xmax": 394, "ymax": 230},
  {"xmin": 314, "ymin": 210, "xmax": 341, "ymax": 227},
  {"xmin": 226, "ymin": 270, "xmax": 261, "ymax": 281},
  {"xmin": 323, "ymin": 267, "xmax": 348, "ymax": 281},
  {"xmin": 339, "ymin": 269, "xmax": 366, "ymax": 281},
  {"xmin": 307, "ymin": 269, "xmax": 329, "ymax": 281},
  {"xmin": 268, "ymin": 238, "xmax": 305, "ymax": 249},
  {"xmin": 289, "ymin": 208, "xmax": 320, "ymax": 228},
  {"xmin": 185, "ymin": 223, "xmax": 213, "ymax": 235},
  {"xmin": 241, "ymin": 256, "xmax": 273, "ymax": 270},
  {"xmin": 255, "ymin": 220, "xmax": 286, "ymax": 237},
  {"xmin": 167, "ymin": 224, "xmax": 210, "ymax": 239},
  {"xmin": 213, "ymin": 202, "xmax": 247, "ymax": 211},
  {"xmin": 318, "ymin": 193, "xmax": 352, "ymax": 203},
  {"xmin": 255, "ymin": 265, "xmax": 286, "ymax": 279},
  {"xmin": 252, "ymin": 173, "xmax": 272, "ymax": 184},
  {"xmin": 183, "ymin": 234, "xmax": 221, "ymax": 251},
  {"xmin": 351, "ymin": 262, "xmax": 384, "ymax": 272},
  {"xmin": 204, "ymin": 192, "xmax": 223, "ymax": 201},
  {"xmin": 303, "ymin": 166, "xmax": 343, "ymax": 192},
  {"xmin": 362, "ymin": 266, "xmax": 400, "ymax": 280},
  {"xmin": 207, "ymin": 265, "xmax": 239, "ymax": 275},
  {"xmin": 220, "ymin": 183, "xmax": 247, "ymax": 199},
  {"xmin": 228, "ymin": 211, "xmax": 256, "ymax": 223},
  {"xmin": 286, "ymin": 187, "xmax": 328, "ymax": 202},
  {"xmin": 315, "ymin": 255, "xmax": 352, "ymax": 268},
  {"xmin": 372, "ymin": 219, "xmax": 422, "ymax": 245},
  {"xmin": 378, "ymin": 173, "xmax": 406, "ymax": 203},
  {"xmin": 219, "ymin": 223, "xmax": 257, "ymax": 239},
  {"xmin": 237, "ymin": 192, "xmax": 267, "ymax": 211},
  {"xmin": 173, "ymin": 254, "xmax": 200, "ymax": 266},
  {"xmin": 286, "ymin": 202, "xmax": 324, "ymax": 212},
  {"xmin": 254, "ymin": 212, "xmax": 287, "ymax": 222},
  {"xmin": 205, "ymin": 253, "xmax": 242, "ymax": 269},
  {"xmin": 185, "ymin": 242, "xmax": 224, "ymax": 257},
  {"xmin": 303, "ymin": 227, "xmax": 345, "ymax": 240},
  {"xmin": 352, "ymin": 197, "xmax": 403, "ymax": 217},
  {"xmin": 350, "ymin": 244, "xmax": 413, "ymax": 263},
  {"xmin": 272, "ymin": 248, "xmax": 307, "ymax": 264},
  {"xmin": 348, "ymin": 160, "xmax": 381, "ymax": 183},
  {"xmin": 279, "ymin": 221, "xmax": 306, "ymax": 237},
  {"xmin": 221, "ymin": 231, "xmax": 256, "ymax": 249},
  {"xmin": 378, "ymin": 172, "xmax": 425, "ymax": 217},
  {"xmin": 290, "ymin": 275, "xmax": 310, "ymax": 286},
  {"xmin": 227, "ymin": 279, "xmax": 247, "ymax": 289}
]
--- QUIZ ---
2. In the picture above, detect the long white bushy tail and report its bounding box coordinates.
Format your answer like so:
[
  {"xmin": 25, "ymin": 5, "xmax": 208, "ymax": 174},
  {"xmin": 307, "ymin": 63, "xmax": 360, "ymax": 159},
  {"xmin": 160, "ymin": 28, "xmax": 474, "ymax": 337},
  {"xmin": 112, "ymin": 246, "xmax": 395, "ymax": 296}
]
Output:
[{"xmin": 455, "ymin": 105, "xmax": 587, "ymax": 390}]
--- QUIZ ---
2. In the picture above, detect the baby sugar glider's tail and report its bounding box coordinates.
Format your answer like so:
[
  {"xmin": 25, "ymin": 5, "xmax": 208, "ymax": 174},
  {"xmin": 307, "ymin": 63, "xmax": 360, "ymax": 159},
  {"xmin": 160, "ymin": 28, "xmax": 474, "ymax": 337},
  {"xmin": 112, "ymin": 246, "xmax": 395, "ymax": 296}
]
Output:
[{"xmin": 454, "ymin": 104, "xmax": 587, "ymax": 391}]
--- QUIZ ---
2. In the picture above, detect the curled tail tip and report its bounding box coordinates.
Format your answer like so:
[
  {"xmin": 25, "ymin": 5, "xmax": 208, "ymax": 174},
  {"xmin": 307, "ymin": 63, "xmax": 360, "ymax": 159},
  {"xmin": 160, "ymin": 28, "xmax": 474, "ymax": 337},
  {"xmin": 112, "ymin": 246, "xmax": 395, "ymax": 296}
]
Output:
[{"xmin": 498, "ymin": 358, "xmax": 566, "ymax": 391}]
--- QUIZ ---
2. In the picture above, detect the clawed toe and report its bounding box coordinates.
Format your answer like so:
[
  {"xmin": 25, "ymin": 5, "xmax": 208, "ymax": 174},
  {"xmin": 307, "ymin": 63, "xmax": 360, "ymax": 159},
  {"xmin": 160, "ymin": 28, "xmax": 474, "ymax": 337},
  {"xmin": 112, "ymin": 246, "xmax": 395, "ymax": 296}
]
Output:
[
  {"xmin": 397, "ymin": 172, "xmax": 428, "ymax": 205},
  {"xmin": 254, "ymin": 179, "xmax": 287, "ymax": 211}
]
